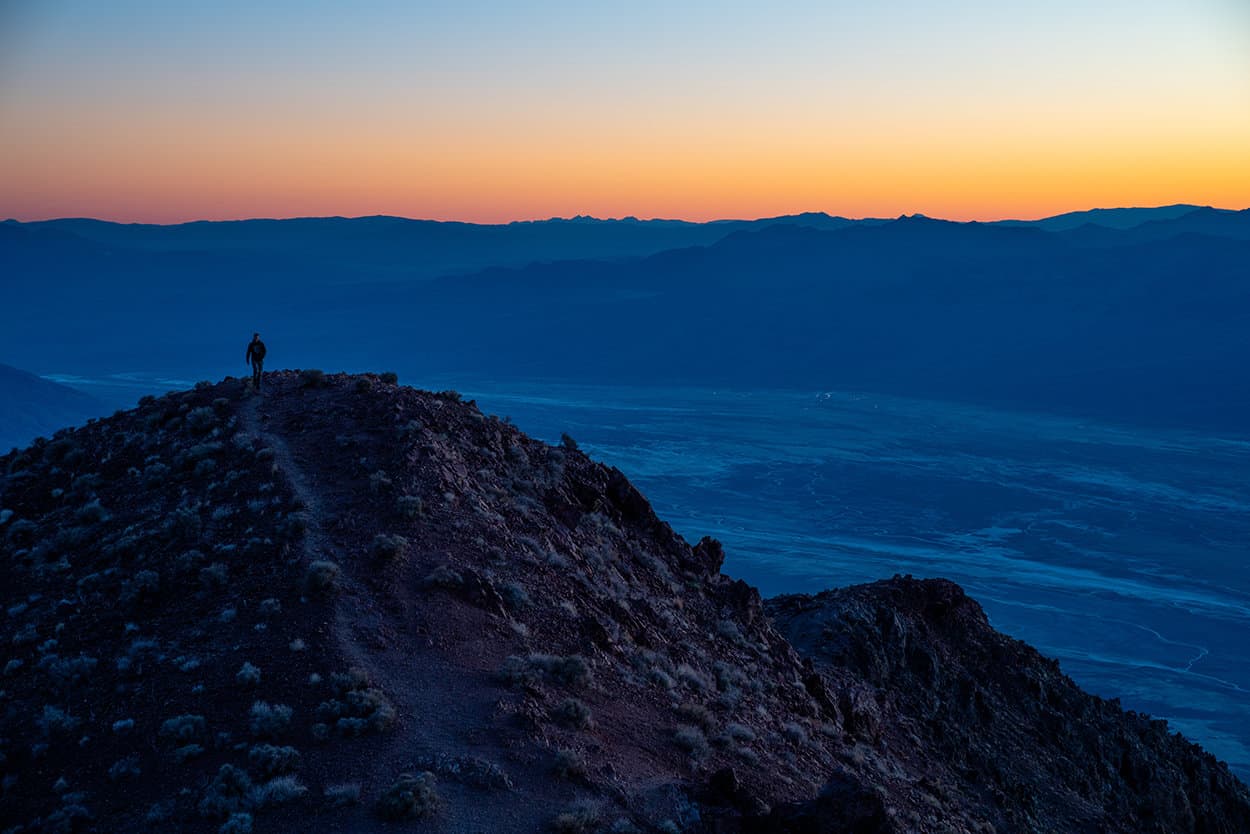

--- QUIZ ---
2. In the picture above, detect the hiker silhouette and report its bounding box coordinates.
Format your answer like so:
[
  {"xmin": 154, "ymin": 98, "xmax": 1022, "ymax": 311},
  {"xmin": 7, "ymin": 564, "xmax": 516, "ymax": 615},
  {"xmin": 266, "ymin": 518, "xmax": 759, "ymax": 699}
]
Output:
[{"xmin": 245, "ymin": 333, "xmax": 267, "ymax": 390}]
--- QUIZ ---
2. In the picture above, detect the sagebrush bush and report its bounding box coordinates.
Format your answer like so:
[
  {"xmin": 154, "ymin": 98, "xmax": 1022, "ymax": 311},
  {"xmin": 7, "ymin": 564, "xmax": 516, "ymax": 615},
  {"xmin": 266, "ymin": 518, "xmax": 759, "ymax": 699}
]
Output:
[
  {"xmin": 200, "ymin": 562, "xmax": 229, "ymax": 590},
  {"xmin": 551, "ymin": 800, "xmax": 601, "ymax": 834},
  {"xmin": 159, "ymin": 714, "xmax": 206, "ymax": 744},
  {"xmin": 551, "ymin": 748, "xmax": 586, "ymax": 781},
  {"xmin": 75, "ymin": 500, "xmax": 110, "ymax": 525},
  {"xmin": 248, "ymin": 701, "xmax": 293, "ymax": 739},
  {"xmin": 673, "ymin": 725, "xmax": 709, "ymax": 757},
  {"xmin": 396, "ymin": 495, "xmax": 423, "ymax": 519},
  {"xmin": 108, "ymin": 754, "xmax": 141, "ymax": 781},
  {"xmin": 377, "ymin": 772, "xmax": 439, "ymax": 820},
  {"xmin": 300, "ymin": 369, "xmax": 326, "ymax": 388},
  {"xmin": 379, "ymin": 372, "xmax": 399, "ymax": 384},
  {"xmin": 422, "ymin": 564, "xmax": 464, "ymax": 590},
  {"xmin": 236, "ymin": 662, "xmax": 261, "ymax": 688},
  {"xmin": 186, "ymin": 407, "xmax": 217, "ymax": 434},
  {"xmin": 218, "ymin": 813, "xmax": 253, "ymax": 834},
  {"xmin": 324, "ymin": 782, "xmax": 361, "ymax": 806},
  {"xmin": 249, "ymin": 774, "xmax": 307, "ymax": 808},
  {"xmin": 199, "ymin": 764, "xmax": 252, "ymax": 819},
  {"xmin": 500, "ymin": 581, "xmax": 530, "ymax": 610},
  {"xmin": 316, "ymin": 670, "xmax": 396, "ymax": 736},
  {"xmin": 370, "ymin": 533, "xmax": 408, "ymax": 562},
  {"xmin": 500, "ymin": 654, "xmax": 593, "ymax": 689},
  {"xmin": 248, "ymin": 744, "xmax": 300, "ymax": 778},
  {"xmin": 551, "ymin": 698, "xmax": 593, "ymax": 730},
  {"xmin": 303, "ymin": 560, "xmax": 340, "ymax": 596}
]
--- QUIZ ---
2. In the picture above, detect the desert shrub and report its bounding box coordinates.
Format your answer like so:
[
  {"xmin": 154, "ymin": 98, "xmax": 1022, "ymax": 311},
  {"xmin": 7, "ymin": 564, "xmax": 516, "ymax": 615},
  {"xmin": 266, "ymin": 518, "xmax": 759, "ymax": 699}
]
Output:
[
  {"xmin": 551, "ymin": 800, "xmax": 601, "ymax": 834},
  {"xmin": 6, "ymin": 518, "xmax": 38, "ymax": 545},
  {"xmin": 436, "ymin": 390, "xmax": 462, "ymax": 402},
  {"xmin": 143, "ymin": 462, "xmax": 171, "ymax": 487},
  {"xmin": 500, "ymin": 654, "xmax": 592, "ymax": 689},
  {"xmin": 500, "ymin": 581, "xmax": 530, "ymax": 610},
  {"xmin": 75, "ymin": 500, "xmax": 110, "ymax": 525},
  {"xmin": 199, "ymin": 764, "xmax": 252, "ymax": 819},
  {"xmin": 248, "ymin": 744, "xmax": 300, "ymax": 778},
  {"xmin": 258, "ymin": 598, "xmax": 282, "ymax": 617},
  {"xmin": 175, "ymin": 549, "xmax": 206, "ymax": 576},
  {"xmin": 353, "ymin": 376, "xmax": 374, "ymax": 393},
  {"xmin": 249, "ymin": 775, "xmax": 307, "ymax": 808},
  {"xmin": 201, "ymin": 562, "xmax": 229, "ymax": 590},
  {"xmin": 249, "ymin": 701, "xmax": 293, "ymax": 739},
  {"xmin": 121, "ymin": 570, "xmax": 161, "ymax": 607},
  {"xmin": 369, "ymin": 470, "xmax": 392, "ymax": 493},
  {"xmin": 299, "ymin": 369, "xmax": 326, "ymax": 388},
  {"xmin": 560, "ymin": 433, "xmax": 579, "ymax": 452},
  {"xmin": 108, "ymin": 754, "xmax": 141, "ymax": 781},
  {"xmin": 219, "ymin": 813, "xmax": 253, "ymax": 834},
  {"xmin": 379, "ymin": 371, "xmax": 399, "ymax": 384},
  {"xmin": 396, "ymin": 495, "xmax": 423, "ymax": 519},
  {"xmin": 551, "ymin": 698, "xmax": 593, "ymax": 730},
  {"xmin": 116, "ymin": 639, "xmax": 160, "ymax": 678},
  {"xmin": 160, "ymin": 714, "xmax": 206, "ymax": 744},
  {"xmin": 422, "ymin": 564, "xmax": 464, "ymax": 590},
  {"xmin": 38, "ymin": 705, "xmax": 81, "ymax": 737},
  {"xmin": 725, "ymin": 722, "xmax": 756, "ymax": 742},
  {"xmin": 112, "ymin": 718, "xmax": 135, "ymax": 733},
  {"xmin": 316, "ymin": 672, "xmax": 395, "ymax": 736},
  {"xmin": 43, "ymin": 803, "xmax": 93, "ymax": 833},
  {"xmin": 166, "ymin": 506, "xmax": 202, "ymax": 541},
  {"xmin": 324, "ymin": 782, "xmax": 361, "ymax": 806},
  {"xmin": 376, "ymin": 772, "xmax": 439, "ymax": 820},
  {"xmin": 675, "ymin": 703, "xmax": 716, "ymax": 733},
  {"xmin": 279, "ymin": 513, "xmax": 307, "ymax": 538},
  {"xmin": 673, "ymin": 725, "xmax": 709, "ymax": 757},
  {"xmin": 782, "ymin": 721, "xmax": 809, "ymax": 746},
  {"xmin": 303, "ymin": 560, "xmax": 340, "ymax": 596},
  {"xmin": 186, "ymin": 407, "xmax": 217, "ymax": 434},
  {"xmin": 236, "ymin": 663, "xmax": 261, "ymax": 688},
  {"xmin": 174, "ymin": 743, "xmax": 206, "ymax": 762},
  {"xmin": 370, "ymin": 533, "xmax": 408, "ymax": 562},
  {"xmin": 551, "ymin": 748, "xmax": 586, "ymax": 781},
  {"xmin": 39, "ymin": 654, "xmax": 98, "ymax": 690}
]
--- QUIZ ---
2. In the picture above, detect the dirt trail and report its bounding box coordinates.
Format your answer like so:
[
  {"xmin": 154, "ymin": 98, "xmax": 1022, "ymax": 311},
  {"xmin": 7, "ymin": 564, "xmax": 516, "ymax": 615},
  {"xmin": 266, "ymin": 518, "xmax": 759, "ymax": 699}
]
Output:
[
  {"xmin": 238, "ymin": 385, "xmax": 533, "ymax": 832},
  {"xmin": 240, "ymin": 392, "xmax": 373, "ymax": 674}
]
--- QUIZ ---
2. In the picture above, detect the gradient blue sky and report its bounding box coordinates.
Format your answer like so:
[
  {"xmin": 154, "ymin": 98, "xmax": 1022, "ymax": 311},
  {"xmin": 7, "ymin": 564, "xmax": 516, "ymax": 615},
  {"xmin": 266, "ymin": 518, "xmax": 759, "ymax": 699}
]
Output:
[{"xmin": 2, "ymin": 0, "xmax": 1247, "ymax": 222}]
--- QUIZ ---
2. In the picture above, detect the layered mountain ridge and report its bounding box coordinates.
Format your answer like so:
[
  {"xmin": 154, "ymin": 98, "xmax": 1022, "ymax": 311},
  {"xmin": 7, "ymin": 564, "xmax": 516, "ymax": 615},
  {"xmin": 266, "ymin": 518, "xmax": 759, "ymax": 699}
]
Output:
[{"xmin": 1, "ymin": 373, "xmax": 1246, "ymax": 833}]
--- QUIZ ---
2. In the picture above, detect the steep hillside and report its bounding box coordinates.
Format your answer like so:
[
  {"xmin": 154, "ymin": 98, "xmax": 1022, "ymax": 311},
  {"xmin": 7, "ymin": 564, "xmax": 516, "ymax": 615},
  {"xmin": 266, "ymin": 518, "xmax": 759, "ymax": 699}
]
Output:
[
  {"xmin": 0, "ymin": 365, "xmax": 104, "ymax": 453},
  {"xmin": 1, "ymin": 373, "xmax": 1246, "ymax": 833}
]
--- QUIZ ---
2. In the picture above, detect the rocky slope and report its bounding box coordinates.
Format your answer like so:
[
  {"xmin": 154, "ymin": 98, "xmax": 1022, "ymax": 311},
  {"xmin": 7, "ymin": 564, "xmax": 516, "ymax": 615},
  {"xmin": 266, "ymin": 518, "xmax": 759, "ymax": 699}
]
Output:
[{"xmin": 0, "ymin": 372, "xmax": 1246, "ymax": 833}]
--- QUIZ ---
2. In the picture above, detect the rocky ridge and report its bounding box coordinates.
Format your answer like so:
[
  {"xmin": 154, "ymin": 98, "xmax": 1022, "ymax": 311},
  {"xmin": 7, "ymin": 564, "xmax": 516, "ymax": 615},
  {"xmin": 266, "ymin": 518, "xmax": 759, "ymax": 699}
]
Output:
[{"xmin": 0, "ymin": 372, "xmax": 1246, "ymax": 833}]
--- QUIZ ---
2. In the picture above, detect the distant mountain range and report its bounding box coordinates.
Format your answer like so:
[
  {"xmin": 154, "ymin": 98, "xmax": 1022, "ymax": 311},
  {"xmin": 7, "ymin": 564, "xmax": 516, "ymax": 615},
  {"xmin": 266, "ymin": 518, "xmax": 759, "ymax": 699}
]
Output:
[{"xmin": 3, "ymin": 204, "xmax": 1248, "ymax": 431}]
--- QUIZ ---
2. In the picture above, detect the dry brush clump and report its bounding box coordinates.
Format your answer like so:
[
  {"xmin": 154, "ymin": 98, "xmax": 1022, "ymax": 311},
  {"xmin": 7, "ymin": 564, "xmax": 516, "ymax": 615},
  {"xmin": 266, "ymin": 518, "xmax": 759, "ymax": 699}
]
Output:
[{"xmin": 376, "ymin": 771, "xmax": 440, "ymax": 820}]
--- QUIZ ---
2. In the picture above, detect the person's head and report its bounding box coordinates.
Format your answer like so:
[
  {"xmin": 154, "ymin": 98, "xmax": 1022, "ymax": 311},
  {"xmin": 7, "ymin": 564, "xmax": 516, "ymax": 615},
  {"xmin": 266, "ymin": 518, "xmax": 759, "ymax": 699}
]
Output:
[{"xmin": 252, "ymin": 332, "xmax": 260, "ymax": 340}]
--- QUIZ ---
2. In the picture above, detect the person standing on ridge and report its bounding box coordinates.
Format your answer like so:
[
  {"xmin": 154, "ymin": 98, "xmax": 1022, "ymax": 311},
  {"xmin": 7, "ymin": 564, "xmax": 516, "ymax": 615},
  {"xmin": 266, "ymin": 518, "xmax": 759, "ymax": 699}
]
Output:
[{"xmin": 245, "ymin": 332, "xmax": 267, "ymax": 391}]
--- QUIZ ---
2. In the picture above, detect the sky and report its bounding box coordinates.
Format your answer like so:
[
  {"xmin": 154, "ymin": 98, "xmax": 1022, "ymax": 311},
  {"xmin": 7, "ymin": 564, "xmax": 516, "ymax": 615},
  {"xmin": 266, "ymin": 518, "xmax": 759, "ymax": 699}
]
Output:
[{"xmin": 1, "ymin": 0, "xmax": 1248, "ymax": 223}]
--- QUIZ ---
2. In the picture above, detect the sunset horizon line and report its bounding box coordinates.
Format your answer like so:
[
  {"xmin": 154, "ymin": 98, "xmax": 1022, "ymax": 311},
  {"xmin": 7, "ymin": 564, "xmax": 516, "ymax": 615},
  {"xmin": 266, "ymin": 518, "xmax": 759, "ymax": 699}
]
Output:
[{"xmin": 6, "ymin": 202, "xmax": 1244, "ymax": 228}]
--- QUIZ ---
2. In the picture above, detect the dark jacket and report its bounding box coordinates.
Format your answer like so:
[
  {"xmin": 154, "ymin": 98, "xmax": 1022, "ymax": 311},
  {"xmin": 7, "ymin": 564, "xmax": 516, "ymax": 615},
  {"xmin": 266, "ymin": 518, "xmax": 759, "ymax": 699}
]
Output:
[{"xmin": 246, "ymin": 339, "xmax": 267, "ymax": 365}]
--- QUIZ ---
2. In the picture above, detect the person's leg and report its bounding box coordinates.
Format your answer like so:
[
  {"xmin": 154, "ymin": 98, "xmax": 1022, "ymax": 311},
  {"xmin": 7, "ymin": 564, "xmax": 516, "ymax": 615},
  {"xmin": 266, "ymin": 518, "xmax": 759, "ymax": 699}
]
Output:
[{"xmin": 253, "ymin": 361, "xmax": 262, "ymax": 390}]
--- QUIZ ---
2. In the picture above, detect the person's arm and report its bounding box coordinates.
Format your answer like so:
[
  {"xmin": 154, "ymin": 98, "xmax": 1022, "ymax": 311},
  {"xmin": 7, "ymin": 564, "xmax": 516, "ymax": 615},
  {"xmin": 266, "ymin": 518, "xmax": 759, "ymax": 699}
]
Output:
[{"xmin": 245, "ymin": 343, "xmax": 252, "ymax": 364}]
